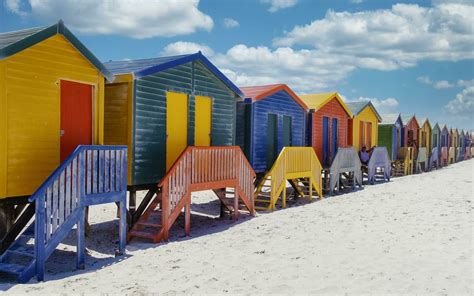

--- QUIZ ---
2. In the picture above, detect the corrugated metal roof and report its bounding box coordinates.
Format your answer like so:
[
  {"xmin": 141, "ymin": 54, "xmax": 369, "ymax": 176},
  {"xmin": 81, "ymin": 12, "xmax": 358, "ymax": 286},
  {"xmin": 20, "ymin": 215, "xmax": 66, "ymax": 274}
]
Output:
[
  {"xmin": 103, "ymin": 52, "xmax": 243, "ymax": 97},
  {"xmin": 345, "ymin": 100, "xmax": 382, "ymax": 122},
  {"xmin": 380, "ymin": 113, "xmax": 401, "ymax": 125},
  {"xmin": 239, "ymin": 84, "xmax": 308, "ymax": 109},
  {"xmin": 104, "ymin": 54, "xmax": 191, "ymax": 75},
  {"xmin": 0, "ymin": 20, "xmax": 114, "ymax": 81},
  {"xmin": 401, "ymin": 114, "xmax": 415, "ymax": 125},
  {"xmin": 300, "ymin": 92, "xmax": 352, "ymax": 117},
  {"xmin": 0, "ymin": 26, "xmax": 47, "ymax": 50}
]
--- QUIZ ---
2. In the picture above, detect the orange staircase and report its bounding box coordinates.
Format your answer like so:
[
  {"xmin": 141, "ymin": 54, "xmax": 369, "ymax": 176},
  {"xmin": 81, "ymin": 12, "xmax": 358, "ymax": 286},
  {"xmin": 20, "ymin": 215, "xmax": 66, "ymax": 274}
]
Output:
[{"xmin": 128, "ymin": 146, "xmax": 255, "ymax": 243}]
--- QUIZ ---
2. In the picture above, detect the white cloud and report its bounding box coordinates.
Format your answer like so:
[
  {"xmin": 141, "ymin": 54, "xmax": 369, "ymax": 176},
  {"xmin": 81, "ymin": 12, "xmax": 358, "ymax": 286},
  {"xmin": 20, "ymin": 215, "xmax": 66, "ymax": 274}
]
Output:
[
  {"xmin": 433, "ymin": 80, "xmax": 454, "ymax": 89},
  {"xmin": 417, "ymin": 76, "xmax": 474, "ymax": 89},
  {"xmin": 260, "ymin": 0, "xmax": 298, "ymax": 13},
  {"xmin": 274, "ymin": 3, "xmax": 474, "ymax": 70},
  {"xmin": 5, "ymin": 0, "xmax": 26, "ymax": 15},
  {"xmin": 445, "ymin": 86, "xmax": 474, "ymax": 115},
  {"xmin": 211, "ymin": 44, "xmax": 357, "ymax": 92},
  {"xmin": 351, "ymin": 0, "xmax": 363, "ymax": 4},
  {"xmin": 223, "ymin": 18, "xmax": 239, "ymax": 29},
  {"xmin": 351, "ymin": 97, "xmax": 400, "ymax": 114},
  {"xmin": 161, "ymin": 42, "xmax": 215, "ymax": 57},
  {"xmin": 8, "ymin": 0, "xmax": 213, "ymax": 38}
]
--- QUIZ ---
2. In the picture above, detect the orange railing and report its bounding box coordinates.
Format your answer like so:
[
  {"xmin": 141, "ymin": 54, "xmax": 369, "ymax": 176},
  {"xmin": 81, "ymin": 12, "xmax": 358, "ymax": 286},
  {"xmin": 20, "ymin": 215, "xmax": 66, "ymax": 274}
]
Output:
[{"xmin": 158, "ymin": 146, "xmax": 255, "ymax": 239}]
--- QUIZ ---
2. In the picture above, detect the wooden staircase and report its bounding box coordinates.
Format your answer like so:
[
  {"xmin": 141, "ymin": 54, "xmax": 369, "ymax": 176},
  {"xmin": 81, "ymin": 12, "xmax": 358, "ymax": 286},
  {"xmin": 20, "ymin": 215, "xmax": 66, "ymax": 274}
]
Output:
[
  {"xmin": 254, "ymin": 147, "xmax": 323, "ymax": 211},
  {"xmin": 393, "ymin": 147, "xmax": 414, "ymax": 176},
  {"xmin": 0, "ymin": 145, "xmax": 128, "ymax": 283},
  {"xmin": 128, "ymin": 146, "xmax": 256, "ymax": 243}
]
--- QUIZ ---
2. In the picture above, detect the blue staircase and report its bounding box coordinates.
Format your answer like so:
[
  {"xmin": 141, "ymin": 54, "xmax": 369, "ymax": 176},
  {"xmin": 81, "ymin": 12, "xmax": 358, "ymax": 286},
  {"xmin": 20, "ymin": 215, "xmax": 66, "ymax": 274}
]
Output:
[{"xmin": 0, "ymin": 145, "xmax": 128, "ymax": 283}]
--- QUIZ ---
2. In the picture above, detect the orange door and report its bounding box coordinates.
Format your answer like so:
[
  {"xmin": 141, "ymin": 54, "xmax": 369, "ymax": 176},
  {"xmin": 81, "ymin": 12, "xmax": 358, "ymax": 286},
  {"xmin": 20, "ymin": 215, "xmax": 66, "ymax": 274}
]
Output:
[{"xmin": 60, "ymin": 80, "xmax": 93, "ymax": 162}]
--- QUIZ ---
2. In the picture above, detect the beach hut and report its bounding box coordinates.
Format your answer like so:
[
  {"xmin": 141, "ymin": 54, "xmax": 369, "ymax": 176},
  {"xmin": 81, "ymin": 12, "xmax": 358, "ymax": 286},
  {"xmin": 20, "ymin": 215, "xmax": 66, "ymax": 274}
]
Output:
[
  {"xmin": 300, "ymin": 92, "xmax": 353, "ymax": 167},
  {"xmin": 236, "ymin": 84, "xmax": 307, "ymax": 174},
  {"xmin": 450, "ymin": 128, "xmax": 459, "ymax": 163},
  {"xmin": 377, "ymin": 114, "xmax": 403, "ymax": 161},
  {"xmin": 440, "ymin": 125, "xmax": 450, "ymax": 166},
  {"xmin": 429, "ymin": 123, "xmax": 441, "ymax": 169},
  {"xmin": 400, "ymin": 115, "xmax": 420, "ymax": 151},
  {"xmin": 0, "ymin": 21, "xmax": 113, "ymax": 203},
  {"xmin": 345, "ymin": 101, "xmax": 382, "ymax": 152},
  {"xmin": 458, "ymin": 130, "xmax": 465, "ymax": 161},
  {"xmin": 0, "ymin": 21, "xmax": 129, "ymax": 283},
  {"xmin": 103, "ymin": 53, "xmax": 256, "ymax": 239},
  {"xmin": 417, "ymin": 118, "xmax": 431, "ymax": 172},
  {"xmin": 103, "ymin": 52, "xmax": 243, "ymax": 189}
]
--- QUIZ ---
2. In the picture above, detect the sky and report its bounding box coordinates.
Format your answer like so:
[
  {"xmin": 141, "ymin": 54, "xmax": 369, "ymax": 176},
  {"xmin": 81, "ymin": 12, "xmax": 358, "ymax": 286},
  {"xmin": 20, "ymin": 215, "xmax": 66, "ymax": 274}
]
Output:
[{"xmin": 1, "ymin": 0, "xmax": 473, "ymax": 130}]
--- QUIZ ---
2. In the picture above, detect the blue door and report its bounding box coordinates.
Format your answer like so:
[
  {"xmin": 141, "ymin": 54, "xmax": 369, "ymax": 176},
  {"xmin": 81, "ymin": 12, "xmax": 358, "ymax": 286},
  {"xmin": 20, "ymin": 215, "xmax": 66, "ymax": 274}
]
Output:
[
  {"xmin": 331, "ymin": 118, "xmax": 338, "ymax": 162},
  {"xmin": 322, "ymin": 117, "xmax": 329, "ymax": 166},
  {"xmin": 401, "ymin": 127, "xmax": 405, "ymax": 147}
]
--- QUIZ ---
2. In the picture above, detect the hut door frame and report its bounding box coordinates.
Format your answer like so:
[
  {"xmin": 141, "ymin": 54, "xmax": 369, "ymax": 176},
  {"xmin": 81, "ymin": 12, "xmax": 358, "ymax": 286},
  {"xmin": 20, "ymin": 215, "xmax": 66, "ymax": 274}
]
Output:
[
  {"xmin": 166, "ymin": 92, "xmax": 188, "ymax": 170},
  {"xmin": 282, "ymin": 115, "xmax": 292, "ymax": 147},
  {"xmin": 266, "ymin": 114, "xmax": 278, "ymax": 169},
  {"xmin": 331, "ymin": 118, "xmax": 338, "ymax": 162},
  {"xmin": 194, "ymin": 95, "xmax": 212, "ymax": 147},
  {"xmin": 322, "ymin": 116, "xmax": 329, "ymax": 166},
  {"xmin": 59, "ymin": 80, "xmax": 94, "ymax": 163}
]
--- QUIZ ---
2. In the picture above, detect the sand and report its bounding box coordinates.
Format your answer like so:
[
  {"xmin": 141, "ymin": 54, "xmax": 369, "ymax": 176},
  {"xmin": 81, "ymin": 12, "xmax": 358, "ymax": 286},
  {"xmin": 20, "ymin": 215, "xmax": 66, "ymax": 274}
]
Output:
[{"xmin": 0, "ymin": 160, "xmax": 472, "ymax": 295}]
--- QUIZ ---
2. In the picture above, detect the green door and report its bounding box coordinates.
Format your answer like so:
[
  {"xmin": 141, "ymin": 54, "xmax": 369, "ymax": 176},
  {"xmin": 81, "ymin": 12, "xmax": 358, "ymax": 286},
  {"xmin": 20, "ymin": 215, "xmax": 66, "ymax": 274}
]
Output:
[
  {"xmin": 267, "ymin": 114, "xmax": 278, "ymax": 168},
  {"xmin": 282, "ymin": 116, "xmax": 292, "ymax": 147}
]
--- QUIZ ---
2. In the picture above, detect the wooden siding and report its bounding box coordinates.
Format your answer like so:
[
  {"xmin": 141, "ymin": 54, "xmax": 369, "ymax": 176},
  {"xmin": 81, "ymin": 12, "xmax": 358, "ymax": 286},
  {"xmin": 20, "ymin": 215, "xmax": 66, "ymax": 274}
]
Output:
[
  {"xmin": 104, "ymin": 74, "xmax": 134, "ymax": 184},
  {"xmin": 310, "ymin": 97, "xmax": 349, "ymax": 165},
  {"xmin": 350, "ymin": 106, "xmax": 379, "ymax": 151},
  {"xmin": 1, "ymin": 34, "xmax": 105, "ymax": 199},
  {"xmin": 246, "ymin": 90, "xmax": 306, "ymax": 173},
  {"xmin": 377, "ymin": 125, "xmax": 396, "ymax": 160},
  {"xmin": 403, "ymin": 118, "xmax": 419, "ymax": 148},
  {"xmin": 131, "ymin": 61, "xmax": 238, "ymax": 185}
]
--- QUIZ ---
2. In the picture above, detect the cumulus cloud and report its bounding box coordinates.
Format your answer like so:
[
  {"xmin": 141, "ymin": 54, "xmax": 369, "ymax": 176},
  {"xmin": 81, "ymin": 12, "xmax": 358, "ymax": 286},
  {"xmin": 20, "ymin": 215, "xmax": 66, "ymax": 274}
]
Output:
[
  {"xmin": 7, "ymin": 0, "xmax": 213, "ymax": 38},
  {"xmin": 211, "ymin": 44, "xmax": 357, "ymax": 91},
  {"xmin": 5, "ymin": 0, "xmax": 27, "ymax": 15},
  {"xmin": 417, "ymin": 76, "xmax": 474, "ymax": 89},
  {"xmin": 274, "ymin": 3, "xmax": 474, "ymax": 70},
  {"xmin": 444, "ymin": 86, "xmax": 474, "ymax": 116},
  {"xmin": 260, "ymin": 0, "xmax": 298, "ymax": 13},
  {"xmin": 351, "ymin": 0, "xmax": 363, "ymax": 3},
  {"xmin": 223, "ymin": 18, "xmax": 239, "ymax": 28},
  {"xmin": 350, "ymin": 97, "xmax": 400, "ymax": 114},
  {"xmin": 161, "ymin": 42, "xmax": 215, "ymax": 57}
]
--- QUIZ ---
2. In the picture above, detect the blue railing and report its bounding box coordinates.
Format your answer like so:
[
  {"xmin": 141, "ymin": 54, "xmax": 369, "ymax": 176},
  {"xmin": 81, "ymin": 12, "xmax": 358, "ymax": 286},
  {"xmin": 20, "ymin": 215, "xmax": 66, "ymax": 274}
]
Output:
[{"xmin": 28, "ymin": 145, "xmax": 127, "ymax": 281}]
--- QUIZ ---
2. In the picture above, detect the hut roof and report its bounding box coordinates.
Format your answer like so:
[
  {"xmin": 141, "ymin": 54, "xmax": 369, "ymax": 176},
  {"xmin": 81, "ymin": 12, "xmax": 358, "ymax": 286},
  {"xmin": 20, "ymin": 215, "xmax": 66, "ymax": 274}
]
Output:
[
  {"xmin": 418, "ymin": 117, "xmax": 431, "ymax": 129},
  {"xmin": 345, "ymin": 101, "xmax": 382, "ymax": 122},
  {"xmin": 0, "ymin": 20, "xmax": 114, "ymax": 81},
  {"xmin": 401, "ymin": 114, "xmax": 419, "ymax": 128},
  {"xmin": 104, "ymin": 52, "xmax": 243, "ymax": 97},
  {"xmin": 240, "ymin": 84, "xmax": 308, "ymax": 109},
  {"xmin": 299, "ymin": 92, "xmax": 352, "ymax": 117},
  {"xmin": 380, "ymin": 113, "xmax": 402, "ymax": 125}
]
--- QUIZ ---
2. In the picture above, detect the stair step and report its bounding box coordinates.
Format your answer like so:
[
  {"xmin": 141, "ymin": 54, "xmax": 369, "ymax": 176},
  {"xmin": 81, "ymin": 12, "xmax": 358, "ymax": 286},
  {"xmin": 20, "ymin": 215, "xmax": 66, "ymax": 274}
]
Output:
[
  {"xmin": 136, "ymin": 221, "xmax": 162, "ymax": 228},
  {"xmin": 255, "ymin": 199, "xmax": 271, "ymax": 203},
  {"xmin": 128, "ymin": 230, "xmax": 157, "ymax": 240},
  {"xmin": 9, "ymin": 245, "xmax": 35, "ymax": 257},
  {"xmin": 255, "ymin": 206, "xmax": 270, "ymax": 211},
  {"xmin": 0, "ymin": 262, "xmax": 26, "ymax": 275}
]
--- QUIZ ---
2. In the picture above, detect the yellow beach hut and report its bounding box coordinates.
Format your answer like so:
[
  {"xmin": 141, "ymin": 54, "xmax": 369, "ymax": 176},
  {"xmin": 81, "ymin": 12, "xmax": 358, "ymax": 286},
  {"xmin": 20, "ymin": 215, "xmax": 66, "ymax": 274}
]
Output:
[
  {"xmin": 0, "ymin": 21, "xmax": 113, "ymax": 202},
  {"xmin": 345, "ymin": 101, "xmax": 382, "ymax": 152}
]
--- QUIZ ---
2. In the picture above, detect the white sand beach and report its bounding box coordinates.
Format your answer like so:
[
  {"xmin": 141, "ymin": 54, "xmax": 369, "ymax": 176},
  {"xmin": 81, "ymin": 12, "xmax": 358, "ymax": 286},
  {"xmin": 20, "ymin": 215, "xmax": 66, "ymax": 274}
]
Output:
[{"xmin": 0, "ymin": 160, "xmax": 472, "ymax": 295}]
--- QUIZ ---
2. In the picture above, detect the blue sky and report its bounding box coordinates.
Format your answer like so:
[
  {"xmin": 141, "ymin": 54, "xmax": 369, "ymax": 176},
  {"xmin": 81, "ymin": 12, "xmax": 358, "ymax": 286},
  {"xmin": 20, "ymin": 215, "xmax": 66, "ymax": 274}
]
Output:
[{"xmin": 1, "ymin": 0, "xmax": 473, "ymax": 130}]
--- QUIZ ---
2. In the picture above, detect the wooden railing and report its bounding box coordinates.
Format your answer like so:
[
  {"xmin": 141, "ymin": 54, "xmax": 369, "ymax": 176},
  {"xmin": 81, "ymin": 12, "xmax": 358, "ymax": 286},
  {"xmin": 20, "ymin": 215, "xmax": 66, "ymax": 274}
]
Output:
[
  {"xmin": 397, "ymin": 147, "xmax": 414, "ymax": 175},
  {"xmin": 448, "ymin": 147, "xmax": 455, "ymax": 164},
  {"xmin": 256, "ymin": 147, "xmax": 323, "ymax": 210},
  {"xmin": 28, "ymin": 145, "xmax": 127, "ymax": 281},
  {"xmin": 440, "ymin": 147, "xmax": 448, "ymax": 166},
  {"xmin": 158, "ymin": 146, "xmax": 255, "ymax": 239}
]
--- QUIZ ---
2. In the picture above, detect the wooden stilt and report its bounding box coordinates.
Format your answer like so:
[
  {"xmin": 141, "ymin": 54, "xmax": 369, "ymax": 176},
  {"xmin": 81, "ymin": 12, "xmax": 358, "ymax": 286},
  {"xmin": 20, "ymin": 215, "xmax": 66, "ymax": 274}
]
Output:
[
  {"xmin": 77, "ymin": 208, "xmax": 85, "ymax": 270},
  {"xmin": 184, "ymin": 193, "xmax": 191, "ymax": 236}
]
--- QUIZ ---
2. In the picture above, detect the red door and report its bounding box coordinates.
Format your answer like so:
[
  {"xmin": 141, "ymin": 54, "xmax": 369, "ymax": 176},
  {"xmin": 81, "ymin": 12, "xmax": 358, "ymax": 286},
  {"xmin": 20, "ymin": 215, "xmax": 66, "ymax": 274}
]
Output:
[{"xmin": 60, "ymin": 80, "xmax": 93, "ymax": 162}]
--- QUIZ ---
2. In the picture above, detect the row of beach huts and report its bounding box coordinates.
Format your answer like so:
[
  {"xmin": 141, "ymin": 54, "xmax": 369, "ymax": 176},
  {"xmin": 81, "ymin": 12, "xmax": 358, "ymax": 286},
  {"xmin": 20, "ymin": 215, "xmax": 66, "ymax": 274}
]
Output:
[{"xmin": 0, "ymin": 21, "xmax": 472, "ymax": 283}]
